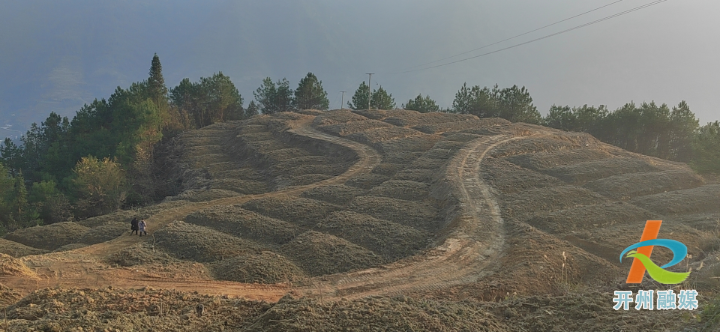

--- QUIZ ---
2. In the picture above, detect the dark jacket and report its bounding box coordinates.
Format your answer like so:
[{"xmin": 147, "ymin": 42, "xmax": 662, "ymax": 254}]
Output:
[{"xmin": 131, "ymin": 218, "xmax": 139, "ymax": 230}]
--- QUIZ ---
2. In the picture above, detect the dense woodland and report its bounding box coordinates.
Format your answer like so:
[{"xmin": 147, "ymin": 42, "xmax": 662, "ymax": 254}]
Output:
[{"xmin": 0, "ymin": 54, "xmax": 717, "ymax": 233}]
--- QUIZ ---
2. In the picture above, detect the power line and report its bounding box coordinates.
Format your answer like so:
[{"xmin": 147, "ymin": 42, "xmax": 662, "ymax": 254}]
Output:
[
  {"xmin": 401, "ymin": 0, "xmax": 626, "ymax": 71},
  {"xmin": 393, "ymin": 0, "xmax": 670, "ymax": 74}
]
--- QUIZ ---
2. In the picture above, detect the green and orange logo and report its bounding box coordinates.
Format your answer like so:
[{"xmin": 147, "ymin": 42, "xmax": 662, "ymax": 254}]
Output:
[{"xmin": 620, "ymin": 220, "xmax": 690, "ymax": 284}]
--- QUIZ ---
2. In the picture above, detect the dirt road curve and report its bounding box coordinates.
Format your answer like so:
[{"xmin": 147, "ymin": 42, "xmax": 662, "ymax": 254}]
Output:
[
  {"xmin": 306, "ymin": 135, "xmax": 526, "ymax": 300},
  {"xmin": 0, "ymin": 118, "xmax": 533, "ymax": 302}
]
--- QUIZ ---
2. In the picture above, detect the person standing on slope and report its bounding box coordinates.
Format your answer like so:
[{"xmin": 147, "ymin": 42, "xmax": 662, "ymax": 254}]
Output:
[
  {"xmin": 130, "ymin": 217, "xmax": 139, "ymax": 235},
  {"xmin": 138, "ymin": 219, "xmax": 147, "ymax": 237}
]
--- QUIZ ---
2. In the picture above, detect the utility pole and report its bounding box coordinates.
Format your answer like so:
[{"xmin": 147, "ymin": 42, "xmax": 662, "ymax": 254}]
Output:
[
  {"xmin": 366, "ymin": 73, "xmax": 374, "ymax": 111},
  {"xmin": 340, "ymin": 91, "xmax": 346, "ymax": 110}
]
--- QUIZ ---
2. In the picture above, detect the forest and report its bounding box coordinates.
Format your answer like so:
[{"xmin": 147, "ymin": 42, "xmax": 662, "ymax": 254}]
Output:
[{"xmin": 0, "ymin": 54, "xmax": 717, "ymax": 233}]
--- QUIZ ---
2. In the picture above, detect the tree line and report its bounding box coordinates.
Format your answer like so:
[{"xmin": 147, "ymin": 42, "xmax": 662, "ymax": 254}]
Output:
[{"xmin": 0, "ymin": 55, "xmax": 717, "ymax": 233}]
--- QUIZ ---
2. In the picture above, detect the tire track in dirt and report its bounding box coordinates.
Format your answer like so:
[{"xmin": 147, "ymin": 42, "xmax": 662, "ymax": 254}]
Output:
[
  {"xmin": 303, "ymin": 134, "xmax": 529, "ymax": 300},
  {"xmin": 3, "ymin": 119, "xmax": 381, "ymax": 300}
]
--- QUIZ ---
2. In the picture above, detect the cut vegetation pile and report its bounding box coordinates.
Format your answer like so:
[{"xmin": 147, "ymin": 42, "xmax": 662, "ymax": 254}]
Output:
[
  {"xmin": 153, "ymin": 221, "xmax": 264, "ymax": 262},
  {"xmin": 184, "ymin": 205, "xmax": 300, "ymax": 245},
  {"xmin": 4, "ymin": 222, "xmax": 90, "ymax": 251},
  {"xmin": 317, "ymin": 211, "xmax": 431, "ymax": 260},
  {"xmin": 279, "ymin": 231, "xmax": 384, "ymax": 276}
]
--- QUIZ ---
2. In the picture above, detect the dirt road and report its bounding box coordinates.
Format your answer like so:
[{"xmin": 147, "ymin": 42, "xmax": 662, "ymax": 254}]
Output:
[{"xmin": 1, "ymin": 117, "xmax": 535, "ymax": 302}]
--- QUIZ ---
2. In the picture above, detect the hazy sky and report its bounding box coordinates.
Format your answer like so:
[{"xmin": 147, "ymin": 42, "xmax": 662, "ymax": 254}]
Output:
[{"xmin": 1, "ymin": 0, "xmax": 718, "ymax": 137}]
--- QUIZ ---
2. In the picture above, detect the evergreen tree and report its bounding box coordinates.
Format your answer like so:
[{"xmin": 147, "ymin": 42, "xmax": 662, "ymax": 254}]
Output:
[
  {"xmin": 254, "ymin": 78, "xmax": 277, "ymax": 114},
  {"xmin": 253, "ymin": 77, "xmax": 293, "ymax": 114},
  {"xmin": 148, "ymin": 53, "xmax": 168, "ymax": 108},
  {"xmin": 293, "ymin": 72, "xmax": 329, "ymax": 110},
  {"xmin": 348, "ymin": 82, "xmax": 370, "ymax": 110},
  {"xmin": 403, "ymin": 94, "xmax": 440, "ymax": 113},
  {"xmin": 245, "ymin": 101, "xmax": 259, "ymax": 118},
  {"xmin": 371, "ymin": 86, "xmax": 396, "ymax": 110},
  {"xmin": 692, "ymin": 121, "xmax": 720, "ymax": 173}
]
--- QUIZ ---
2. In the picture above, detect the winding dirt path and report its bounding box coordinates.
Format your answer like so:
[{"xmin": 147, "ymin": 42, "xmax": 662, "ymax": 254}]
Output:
[
  {"xmin": 1, "ymin": 119, "xmax": 381, "ymax": 301},
  {"xmin": 304, "ymin": 134, "xmax": 525, "ymax": 300},
  {"xmin": 1, "ymin": 116, "xmax": 536, "ymax": 303}
]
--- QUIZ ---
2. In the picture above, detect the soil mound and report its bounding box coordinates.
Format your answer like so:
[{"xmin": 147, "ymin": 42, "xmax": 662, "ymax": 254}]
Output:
[
  {"xmin": 629, "ymin": 184, "xmax": 720, "ymax": 215},
  {"xmin": 526, "ymin": 202, "xmax": 657, "ymax": 234},
  {"xmin": 543, "ymin": 157, "xmax": 659, "ymax": 184},
  {"xmin": 241, "ymin": 196, "xmax": 342, "ymax": 228},
  {"xmin": 153, "ymin": 221, "xmax": 264, "ymax": 262},
  {"xmin": 184, "ymin": 205, "xmax": 300, "ymax": 245},
  {"xmin": 481, "ymin": 157, "xmax": 565, "ymax": 194},
  {"xmin": 0, "ymin": 253, "xmax": 38, "ymax": 279},
  {"xmin": 349, "ymin": 196, "xmax": 440, "ymax": 231},
  {"xmin": 583, "ymin": 169, "xmax": 704, "ymax": 198},
  {"xmin": 280, "ymin": 231, "xmax": 384, "ymax": 276},
  {"xmin": 300, "ymin": 185, "xmax": 366, "ymax": 205},
  {"xmin": 499, "ymin": 185, "xmax": 607, "ymax": 219},
  {"xmin": 79, "ymin": 222, "xmax": 128, "ymax": 245},
  {"xmin": 4, "ymin": 222, "xmax": 90, "ymax": 251},
  {"xmin": 209, "ymin": 251, "xmax": 305, "ymax": 283},
  {"xmin": 249, "ymin": 296, "xmax": 508, "ymax": 332},
  {"xmin": 317, "ymin": 211, "xmax": 431, "ymax": 260},
  {"xmin": 368, "ymin": 180, "xmax": 430, "ymax": 201},
  {"xmin": 0, "ymin": 238, "xmax": 47, "ymax": 257}
]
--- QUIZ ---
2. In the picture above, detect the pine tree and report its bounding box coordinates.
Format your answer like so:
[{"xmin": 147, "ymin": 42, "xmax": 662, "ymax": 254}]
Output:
[
  {"xmin": 348, "ymin": 82, "xmax": 370, "ymax": 110},
  {"xmin": 294, "ymin": 72, "xmax": 329, "ymax": 110},
  {"xmin": 371, "ymin": 86, "xmax": 395, "ymax": 110},
  {"xmin": 403, "ymin": 94, "xmax": 440, "ymax": 113},
  {"xmin": 148, "ymin": 53, "xmax": 168, "ymax": 107},
  {"xmin": 246, "ymin": 101, "xmax": 259, "ymax": 118}
]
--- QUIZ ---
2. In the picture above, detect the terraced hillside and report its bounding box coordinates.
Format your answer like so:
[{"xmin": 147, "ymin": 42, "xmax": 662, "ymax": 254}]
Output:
[{"xmin": 0, "ymin": 109, "xmax": 718, "ymax": 331}]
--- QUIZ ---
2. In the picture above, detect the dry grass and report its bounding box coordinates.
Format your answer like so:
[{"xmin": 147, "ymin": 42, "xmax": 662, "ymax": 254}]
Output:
[
  {"xmin": 209, "ymin": 179, "xmax": 267, "ymax": 194},
  {"xmin": 482, "ymin": 157, "xmax": 566, "ymax": 195},
  {"xmin": 351, "ymin": 109, "xmax": 388, "ymax": 120},
  {"xmin": 499, "ymin": 185, "xmax": 608, "ymax": 219},
  {"xmin": 318, "ymin": 119, "xmax": 392, "ymax": 136},
  {"xmin": 78, "ymin": 222, "xmax": 128, "ymax": 245},
  {"xmin": 543, "ymin": 157, "xmax": 659, "ymax": 184},
  {"xmin": 209, "ymin": 251, "xmax": 306, "ymax": 283},
  {"xmin": 165, "ymin": 189, "xmax": 241, "ymax": 202},
  {"xmin": 376, "ymin": 135, "xmax": 442, "ymax": 154},
  {"xmin": 300, "ymin": 185, "xmax": 367, "ymax": 205},
  {"xmin": 287, "ymin": 174, "xmax": 334, "ymax": 186},
  {"xmin": 489, "ymin": 137, "xmax": 588, "ymax": 158},
  {"xmin": 4, "ymin": 222, "xmax": 90, "ymax": 251},
  {"xmin": 279, "ymin": 231, "xmax": 384, "ymax": 276},
  {"xmin": 184, "ymin": 205, "xmax": 300, "ymax": 246},
  {"xmin": 0, "ymin": 238, "xmax": 47, "ymax": 257},
  {"xmin": 241, "ymin": 196, "xmax": 342, "ymax": 228},
  {"xmin": 583, "ymin": 170, "xmax": 704, "ymax": 198},
  {"xmin": 629, "ymin": 184, "xmax": 720, "ymax": 215},
  {"xmin": 506, "ymin": 149, "xmax": 613, "ymax": 171},
  {"xmin": 344, "ymin": 173, "xmax": 390, "ymax": 189},
  {"xmin": 317, "ymin": 211, "xmax": 431, "ymax": 260},
  {"xmin": 392, "ymin": 168, "xmax": 438, "ymax": 183},
  {"xmin": 312, "ymin": 109, "xmax": 369, "ymax": 126},
  {"xmin": 349, "ymin": 196, "xmax": 439, "ymax": 231},
  {"xmin": 413, "ymin": 118, "xmax": 510, "ymax": 134},
  {"xmin": 382, "ymin": 151, "xmax": 423, "ymax": 164},
  {"xmin": 368, "ymin": 180, "xmax": 430, "ymax": 201},
  {"xmin": 153, "ymin": 221, "xmax": 265, "ymax": 263},
  {"xmin": 370, "ymin": 163, "xmax": 405, "ymax": 176},
  {"xmin": 409, "ymin": 156, "xmax": 447, "ymax": 170},
  {"xmin": 0, "ymin": 253, "xmax": 38, "ymax": 279},
  {"xmin": 346, "ymin": 127, "xmax": 423, "ymax": 145},
  {"xmin": 525, "ymin": 202, "xmax": 657, "ymax": 234}
]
